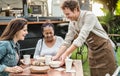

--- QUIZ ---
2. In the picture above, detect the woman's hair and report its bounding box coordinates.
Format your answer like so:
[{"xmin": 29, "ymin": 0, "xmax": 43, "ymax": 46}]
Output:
[
  {"xmin": 61, "ymin": 0, "xmax": 80, "ymax": 11},
  {"xmin": 41, "ymin": 22, "xmax": 54, "ymax": 38},
  {"xmin": 41, "ymin": 22, "xmax": 54, "ymax": 33},
  {"xmin": 0, "ymin": 18, "xmax": 27, "ymax": 40}
]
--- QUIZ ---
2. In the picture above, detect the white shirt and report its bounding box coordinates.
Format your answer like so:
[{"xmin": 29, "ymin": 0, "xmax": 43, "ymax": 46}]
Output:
[
  {"xmin": 63, "ymin": 10, "xmax": 115, "ymax": 48},
  {"xmin": 34, "ymin": 36, "xmax": 63, "ymax": 58}
]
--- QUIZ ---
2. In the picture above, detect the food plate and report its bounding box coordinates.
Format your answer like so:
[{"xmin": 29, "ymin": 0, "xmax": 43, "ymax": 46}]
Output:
[
  {"xmin": 49, "ymin": 61, "xmax": 61, "ymax": 68},
  {"xmin": 30, "ymin": 66, "xmax": 50, "ymax": 74}
]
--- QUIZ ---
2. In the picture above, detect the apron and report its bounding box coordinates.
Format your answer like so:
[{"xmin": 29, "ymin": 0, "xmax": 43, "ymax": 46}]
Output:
[{"xmin": 86, "ymin": 32, "xmax": 117, "ymax": 76}]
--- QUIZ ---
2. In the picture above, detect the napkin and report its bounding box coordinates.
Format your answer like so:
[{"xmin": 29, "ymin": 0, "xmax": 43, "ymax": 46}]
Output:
[
  {"xmin": 65, "ymin": 69, "xmax": 76, "ymax": 72},
  {"xmin": 54, "ymin": 67, "xmax": 65, "ymax": 71}
]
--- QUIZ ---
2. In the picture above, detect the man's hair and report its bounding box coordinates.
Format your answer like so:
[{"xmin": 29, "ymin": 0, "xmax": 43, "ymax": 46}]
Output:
[{"xmin": 61, "ymin": 0, "xmax": 80, "ymax": 11}]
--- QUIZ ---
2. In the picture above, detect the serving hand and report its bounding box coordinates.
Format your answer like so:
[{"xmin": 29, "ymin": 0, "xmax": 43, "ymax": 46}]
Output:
[{"xmin": 59, "ymin": 53, "xmax": 68, "ymax": 66}]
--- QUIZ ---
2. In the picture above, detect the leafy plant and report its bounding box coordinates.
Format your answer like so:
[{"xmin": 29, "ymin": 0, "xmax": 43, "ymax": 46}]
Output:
[
  {"xmin": 99, "ymin": 8, "xmax": 120, "ymax": 42},
  {"xmin": 99, "ymin": 8, "xmax": 115, "ymax": 33},
  {"xmin": 115, "ymin": 0, "xmax": 120, "ymax": 15},
  {"xmin": 109, "ymin": 16, "xmax": 120, "ymax": 42},
  {"xmin": 28, "ymin": 7, "xmax": 32, "ymax": 14}
]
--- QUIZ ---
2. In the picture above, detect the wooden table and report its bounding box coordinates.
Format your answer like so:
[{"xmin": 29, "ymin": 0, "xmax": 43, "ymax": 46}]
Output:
[
  {"xmin": 0, "ymin": 21, "xmax": 69, "ymax": 26},
  {"xmin": 9, "ymin": 60, "xmax": 83, "ymax": 76}
]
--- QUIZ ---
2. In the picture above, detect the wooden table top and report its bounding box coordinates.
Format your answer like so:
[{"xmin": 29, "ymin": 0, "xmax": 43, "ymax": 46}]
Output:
[
  {"xmin": 0, "ymin": 21, "xmax": 69, "ymax": 26},
  {"xmin": 9, "ymin": 60, "xmax": 83, "ymax": 76}
]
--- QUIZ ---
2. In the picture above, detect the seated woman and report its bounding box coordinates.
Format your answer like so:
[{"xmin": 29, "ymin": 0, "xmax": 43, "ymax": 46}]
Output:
[
  {"xmin": 0, "ymin": 18, "xmax": 28, "ymax": 76},
  {"xmin": 33, "ymin": 23, "xmax": 64, "ymax": 58}
]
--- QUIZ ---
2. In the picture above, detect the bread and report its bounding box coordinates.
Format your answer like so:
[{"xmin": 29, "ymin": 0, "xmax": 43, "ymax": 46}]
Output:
[
  {"xmin": 32, "ymin": 61, "xmax": 45, "ymax": 66},
  {"xmin": 30, "ymin": 66, "xmax": 50, "ymax": 74},
  {"xmin": 36, "ymin": 57, "xmax": 45, "ymax": 62}
]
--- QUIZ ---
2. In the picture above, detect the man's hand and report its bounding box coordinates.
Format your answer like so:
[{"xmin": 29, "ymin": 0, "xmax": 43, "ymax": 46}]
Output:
[
  {"xmin": 52, "ymin": 55, "xmax": 59, "ymax": 61},
  {"xmin": 59, "ymin": 53, "xmax": 68, "ymax": 66}
]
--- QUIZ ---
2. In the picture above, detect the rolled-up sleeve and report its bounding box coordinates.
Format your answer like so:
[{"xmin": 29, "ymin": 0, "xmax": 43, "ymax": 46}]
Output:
[
  {"xmin": 62, "ymin": 22, "xmax": 76, "ymax": 48},
  {"xmin": 73, "ymin": 12, "xmax": 97, "ymax": 47}
]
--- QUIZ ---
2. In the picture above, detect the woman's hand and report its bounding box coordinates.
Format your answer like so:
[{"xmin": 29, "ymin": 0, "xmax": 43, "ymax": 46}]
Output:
[{"xmin": 5, "ymin": 66, "xmax": 23, "ymax": 73}]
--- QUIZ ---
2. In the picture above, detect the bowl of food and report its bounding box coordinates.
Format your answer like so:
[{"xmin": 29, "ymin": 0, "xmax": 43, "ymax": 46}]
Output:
[{"xmin": 49, "ymin": 61, "xmax": 61, "ymax": 68}]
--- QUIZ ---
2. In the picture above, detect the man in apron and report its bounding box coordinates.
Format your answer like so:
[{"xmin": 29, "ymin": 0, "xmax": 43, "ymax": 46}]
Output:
[{"xmin": 52, "ymin": 0, "xmax": 117, "ymax": 76}]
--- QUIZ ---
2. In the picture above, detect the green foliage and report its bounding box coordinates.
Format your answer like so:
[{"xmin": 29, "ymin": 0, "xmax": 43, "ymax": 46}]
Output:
[
  {"xmin": 93, "ymin": 0, "xmax": 118, "ymax": 14},
  {"xmin": 99, "ymin": 8, "xmax": 120, "ymax": 42},
  {"xmin": 117, "ymin": 47, "xmax": 120, "ymax": 65},
  {"xmin": 28, "ymin": 8, "xmax": 32, "ymax": 13},
  {"xmin": 115, "ymin": 0, "xmax": 120, "ymax": 15},
  {"xmin": 109, "ymin": 16, "xmax": 120, "ymax": 42},
  {"xmin": 99, "ymin": 8, "xmax": 115, "ymax": 25},
  {"xmin": 99, "ymin": 8, "xmax": 115, "ymax": 33}
]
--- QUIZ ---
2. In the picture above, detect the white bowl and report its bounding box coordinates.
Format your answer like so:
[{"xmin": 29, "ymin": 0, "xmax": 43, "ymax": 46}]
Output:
[{"xmin": 49, "ymin": 61, "xmax": 61, "ymax": 68}]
